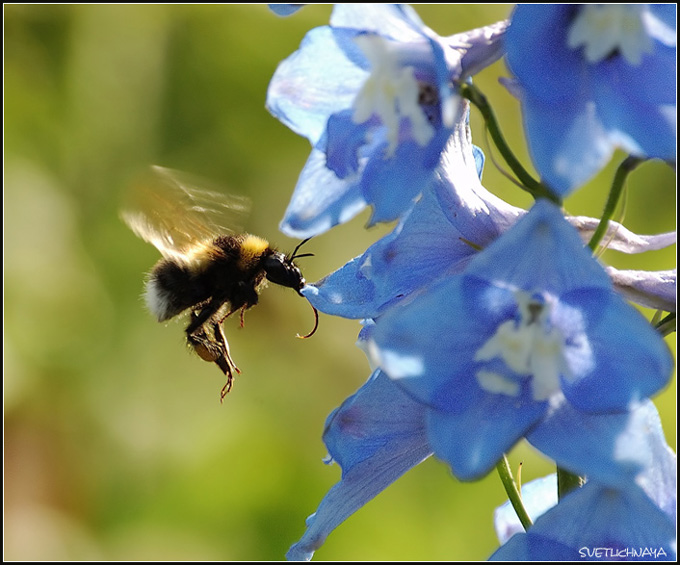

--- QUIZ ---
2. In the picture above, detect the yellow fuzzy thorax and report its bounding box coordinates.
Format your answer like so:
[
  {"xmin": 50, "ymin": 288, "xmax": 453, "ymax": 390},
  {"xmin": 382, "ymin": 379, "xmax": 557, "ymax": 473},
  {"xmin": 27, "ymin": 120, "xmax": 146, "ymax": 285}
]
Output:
[{"xmin": 239, "ymin": 234, "xmax": 270, "ymax": 269}]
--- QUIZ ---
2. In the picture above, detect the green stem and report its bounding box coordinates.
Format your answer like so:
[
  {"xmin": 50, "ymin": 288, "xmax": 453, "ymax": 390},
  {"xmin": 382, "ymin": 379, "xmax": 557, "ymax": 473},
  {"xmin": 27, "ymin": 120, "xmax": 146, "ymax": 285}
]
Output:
[
  {"xmin": 655, "ymin": 313, "xmax": 676, "ymax": 337},
  {"xmin": 496, "ymin": 455, "xmax": 533, "ymax": 531},
  {"xmin": 587, "ymin": 155, "xmax": 644, "ymax": 252},
  {"xmin": 557, "ymin": 466, "xmax": 585, "ymax": 500},
  {"xmin": 458, "ymin": 82, "xmax": 561, "ymax": 206}
]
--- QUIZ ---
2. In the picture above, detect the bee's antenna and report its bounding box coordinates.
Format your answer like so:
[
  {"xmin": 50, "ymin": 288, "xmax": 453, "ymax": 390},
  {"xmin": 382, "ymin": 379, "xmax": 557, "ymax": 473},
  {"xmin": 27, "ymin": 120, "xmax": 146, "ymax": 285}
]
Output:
[
  {"xmin": 296, "ymin": 302, "xmax": 319, "ymax": 339},
  {"xmin": 290, "ymin": 237, "xmax": 314, "ymax": 261}
]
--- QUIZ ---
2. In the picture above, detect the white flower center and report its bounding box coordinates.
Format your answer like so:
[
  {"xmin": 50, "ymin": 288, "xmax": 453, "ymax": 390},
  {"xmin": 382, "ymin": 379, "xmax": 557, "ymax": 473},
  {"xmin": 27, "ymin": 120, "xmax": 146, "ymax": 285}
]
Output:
[
  {"xmin": 474, "ymin": 291, "xmax": 569, "ymax": 401},
  {"xmin": 352, "ymin": 34, "xmax": 435, "ymax": 157},
  {"xmin": 567, "ymin": 5, "xmax": 653, "ymax": 66}
]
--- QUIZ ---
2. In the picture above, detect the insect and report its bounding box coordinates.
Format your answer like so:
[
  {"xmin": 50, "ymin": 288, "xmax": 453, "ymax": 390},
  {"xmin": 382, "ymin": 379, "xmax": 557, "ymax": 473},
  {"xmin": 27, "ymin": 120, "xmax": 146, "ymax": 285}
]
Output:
[{"xmin": 121, "ymin": 165, "xmax": 318, "ymax": 400}]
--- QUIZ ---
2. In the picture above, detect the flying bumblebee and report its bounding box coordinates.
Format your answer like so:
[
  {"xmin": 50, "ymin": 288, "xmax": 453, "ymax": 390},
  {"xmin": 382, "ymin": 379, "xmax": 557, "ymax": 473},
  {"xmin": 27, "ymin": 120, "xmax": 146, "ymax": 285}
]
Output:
[{"xmin": 121, "ymin": 165, "xmax": 317, "ymax": 400}]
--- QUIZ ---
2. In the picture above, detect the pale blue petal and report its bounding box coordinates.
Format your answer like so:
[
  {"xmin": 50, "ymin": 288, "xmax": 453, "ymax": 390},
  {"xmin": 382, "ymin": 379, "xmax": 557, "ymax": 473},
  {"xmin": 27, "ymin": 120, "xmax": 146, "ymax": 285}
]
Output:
[
  {"xmin": 330, "ymin": 4, "xmax": 427, "ymax": 43},
  {"xmin": 279, "ymin": 148, "xmax": 367, "ymax": 239},
  {"xmin": 567, "ymin": 216, "xmax": 677, "ymax": 254},
  {"xmin": 490, "ymin": 481, "xmax": 676, "ymax": 560},
  {"xmin": 266, "ymin": 26, "xmax": 368, "ymax": 146},
  {"xmin": 494, "ymin": 474, "xmax": 558, "ymax": 545},
  {"xmin": 606, "ymin": 267, "xmax": 676, "ymax": 312},
  {"xmin": 268, "ymin": 4, "xmax": 304, "ymax": 17}
]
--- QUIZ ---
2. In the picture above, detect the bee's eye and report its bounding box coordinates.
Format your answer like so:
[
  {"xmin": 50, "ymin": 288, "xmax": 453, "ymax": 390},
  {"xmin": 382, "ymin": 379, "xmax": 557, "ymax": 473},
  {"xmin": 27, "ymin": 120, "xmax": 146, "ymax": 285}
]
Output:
[{"xmin": 263, "ymin": 254, "xmax": 304, "ymax": 290}]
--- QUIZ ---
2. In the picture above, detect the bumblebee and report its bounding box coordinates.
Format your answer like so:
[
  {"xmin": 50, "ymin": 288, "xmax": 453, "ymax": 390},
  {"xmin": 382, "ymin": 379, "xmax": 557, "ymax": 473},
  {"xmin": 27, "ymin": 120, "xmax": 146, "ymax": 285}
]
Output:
[{"xmin": 121, "ymin": 166, "xmax": 317, "ymax": 399}]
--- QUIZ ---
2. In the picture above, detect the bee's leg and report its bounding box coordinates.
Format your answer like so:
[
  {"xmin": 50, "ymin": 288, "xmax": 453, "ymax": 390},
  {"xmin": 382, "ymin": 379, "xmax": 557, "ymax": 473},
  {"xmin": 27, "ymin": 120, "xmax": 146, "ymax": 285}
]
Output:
[
  {"xmin": 186, "ymin": 321, "xmax": 239, "ymax": 402},
  {"xmin": 228, "ymin": 281, "xmax": 259, "ymax": 328},
  {"xmin": 185, "ymin": 299, "xmax": 221, "ymax": 336},
  {"xmin": 212, "ymin": 321, "xmax": 241, "ymax": 402}
]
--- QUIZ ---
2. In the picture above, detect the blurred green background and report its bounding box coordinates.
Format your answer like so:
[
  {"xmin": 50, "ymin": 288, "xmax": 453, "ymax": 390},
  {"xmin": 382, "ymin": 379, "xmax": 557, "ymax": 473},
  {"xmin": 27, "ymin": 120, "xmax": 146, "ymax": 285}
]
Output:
[{"xmin": 4, "ymin": 4, "xmax": 675, "ymax": 561}]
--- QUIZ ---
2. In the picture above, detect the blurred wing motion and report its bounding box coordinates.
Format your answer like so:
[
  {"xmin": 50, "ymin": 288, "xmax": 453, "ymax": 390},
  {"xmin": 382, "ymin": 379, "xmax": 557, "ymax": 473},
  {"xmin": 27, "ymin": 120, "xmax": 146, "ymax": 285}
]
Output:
[{"xmin": 121, "ymin": 165, "xmax": 251, "ymax": 260}]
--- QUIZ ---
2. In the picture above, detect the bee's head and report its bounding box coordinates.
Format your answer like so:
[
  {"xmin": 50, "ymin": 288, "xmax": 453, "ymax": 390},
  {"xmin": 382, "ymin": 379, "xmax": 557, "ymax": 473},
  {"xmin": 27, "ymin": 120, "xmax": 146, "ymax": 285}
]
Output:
[
  {"xmin": 262, "ymin": 237, "xmax": 314, "ymax": 295},
  {"xmin": 262, "ymin": 252, "xmax": 306, "ymax": 293},
  {"xmin": 263, "ymin": 238, "xmax": 319, "ymax": 339}
]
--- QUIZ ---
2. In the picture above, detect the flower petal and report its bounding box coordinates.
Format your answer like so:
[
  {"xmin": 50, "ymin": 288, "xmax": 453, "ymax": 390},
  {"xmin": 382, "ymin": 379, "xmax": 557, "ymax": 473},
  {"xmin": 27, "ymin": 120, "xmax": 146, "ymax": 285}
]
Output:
[
  {"xmin": 527, "ymin": 398, "xmax": 670, "ymax": 486},
  {"xmin": 490, "ymin": 481, "xmax": 676, "ymax": 560},
  {"xmin": 606, "ymin": 267, "xmax": 676, "ymax": 312},
  {"xmin": 286, "ymin": 370, "xmax": 431, "ymax": 561},
  {"xmin": 567, "ymin": 216, "xmax": 677, "ymax": 254}
]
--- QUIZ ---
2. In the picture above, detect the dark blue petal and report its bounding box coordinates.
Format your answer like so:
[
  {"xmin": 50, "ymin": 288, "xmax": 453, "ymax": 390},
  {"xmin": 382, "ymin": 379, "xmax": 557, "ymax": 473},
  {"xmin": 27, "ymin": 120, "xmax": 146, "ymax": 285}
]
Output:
[
  {"xmin": 286, "ymin": 370, "xmax": 431, "ymax": 561},
  {"xmin": 505, "ymin": 4, "xmax": 677, "ymax": 195},
  {"xmin": 505, "ymin": 5, "xmax": 582, "ymax": 103},
  {"xmin": 361, "ymin": 127, "xmax": 453, "ymax": 226},
  {"xmin": 427, "ymin": 392, "xmax": 546, "ymax": 480},
  {"xmin": 372, "ymin": 275, "xmax": 512, "ymax": 409},
  {"xmin": 593, "ymin": 57, "xmax": 676, "ymax": 160},
  {"xmin": 519, "ymin": 94, "xmax": 613, "ymax": 196},
  {"xmin": 325, "ymin": 110, "xmax": 371, "ymax": 178}
]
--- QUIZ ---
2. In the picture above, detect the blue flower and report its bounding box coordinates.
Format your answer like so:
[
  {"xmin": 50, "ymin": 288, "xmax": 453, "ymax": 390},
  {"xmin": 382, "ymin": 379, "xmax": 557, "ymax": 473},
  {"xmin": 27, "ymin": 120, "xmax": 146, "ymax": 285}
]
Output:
[
  {"xmin": 491, "ymin": 482, "xmax": 676, "ymax": 560},
  {"xmin": 368, "ymin": 199, "xmax": 673, "ymax": 480},
  {"xmin": 268, "ymin": 4, "xmax": 304, "ymax": 17},
  {"xmin": 504, "ymin": 4, "xmax": 676, "ymax": 196},
  {"xmin": 491, "ymin": 402, "xmax": 676, "ymax": 560},
  {"xmin": 266, "ymin": 4, "xmax": 508, "ymax": 237},
  {"xmin": 302, "ymin": 113, "xmax": 677, "ymax": 321}
]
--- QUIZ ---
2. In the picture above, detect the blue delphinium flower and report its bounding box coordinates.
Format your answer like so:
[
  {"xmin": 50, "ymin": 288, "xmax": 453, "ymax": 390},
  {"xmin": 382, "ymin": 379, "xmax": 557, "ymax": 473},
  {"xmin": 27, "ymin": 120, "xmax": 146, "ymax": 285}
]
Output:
[
  {"xmin": 285, "ymin": 338, "xmax": 674, "ymax": 560},
  {"xmin": 288, "ymin": 95, "xmax": 674, "ymax": 559},
  {"xmin": 301, "ymin": 100, "xmax": 522, "ymax": 319},
  {"xmin": 491, "ymin": 401, "xmax": 677, "ymax": 560},
  {"xmin": 504, "ymin": 4, "xmax": 676, "ymax": 197},
  {"xmin": 369, "ymin": 199, "xmax": 673, "ymax": 480},
  {"xmin": 492, "ymin": 481, "xmax": 676, "ymax": 560},
  {"xmin": 266, "ymin": 4, "xmax": 508, "ymax": 237},
  {"xmin": 302, "ymin": 104, "xmax": 677, "ymax": 321}
]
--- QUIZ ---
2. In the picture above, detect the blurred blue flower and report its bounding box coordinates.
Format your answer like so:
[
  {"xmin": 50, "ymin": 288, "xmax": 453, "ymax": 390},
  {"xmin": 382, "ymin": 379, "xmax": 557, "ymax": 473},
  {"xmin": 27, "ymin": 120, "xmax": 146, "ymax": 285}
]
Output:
[
  {"xmin": 267, "ymin": 4, "xmax": 508, "ymax": 237},
  {"xmin": 368, "ymin": 199, "xmax": 673, "ymax": 480},
  {"xmin": 504, "ymin": 4, "xmax": 676, "ymax": 196},
  {"xmin": 268, "ymin": 4, "xmax": 304, "ymax": 17}
]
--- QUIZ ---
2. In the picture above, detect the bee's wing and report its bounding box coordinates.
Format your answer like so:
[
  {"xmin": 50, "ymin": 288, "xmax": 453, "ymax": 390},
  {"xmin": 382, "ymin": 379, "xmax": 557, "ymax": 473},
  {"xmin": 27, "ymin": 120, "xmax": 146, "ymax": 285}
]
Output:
[{"xmin": 121, "ymin": 165, "xmax": 251, "ymax": 260}]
